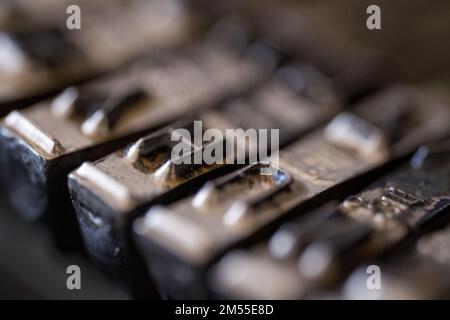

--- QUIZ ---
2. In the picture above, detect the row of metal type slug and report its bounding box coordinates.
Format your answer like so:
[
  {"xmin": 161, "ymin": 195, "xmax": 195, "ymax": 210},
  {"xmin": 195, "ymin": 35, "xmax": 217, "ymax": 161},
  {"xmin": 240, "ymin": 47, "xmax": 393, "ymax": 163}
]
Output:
[
  {"xmin": 0, "ymin": 0, "xmax": 385, "ymax": 248},
  {"xmin": 208, "ymin": 141, "xmax": 450, "ymax": 299},
  {"xmin": 1, "ymin": 1, "xmax": 450, "ymax": 300},
  {"xmin": 129, "ymin": 90, "xmax": 450, "ymax": 299},
  {"xmin": 5, "ymin": 78, "xmax": 450, "ymax": 299}
]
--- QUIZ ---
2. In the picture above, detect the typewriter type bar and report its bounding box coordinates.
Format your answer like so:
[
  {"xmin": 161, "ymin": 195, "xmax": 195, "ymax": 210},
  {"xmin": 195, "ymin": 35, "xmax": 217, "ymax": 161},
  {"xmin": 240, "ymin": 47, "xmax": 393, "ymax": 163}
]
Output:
[
  {"xmin": 214, "ymin": 62, "xmax": 342, "ymax": 146},
  {"xmin": 343, "ymin": 233, "xmax": 450, "ymax": 300},
  {"xmin": 339, "ymin": 142, "xmax": 450, "ymax": 299},
  {"xmin": 133, "ymin": 85, "xmax": 450, "ymax": 298},
  {"xmin": 339, "ymin": 141, "xmax": 450, "ymax": 238},
  {"xmin": 343, "ymin": 219, "xmax": 450, "ymax": 299},
  {"xmin": 210, "ymin": 143, "xmax": 450, "ymax": 299},
  {"xmin": 68, "ymin": 64, "xmax": 342, "ymax": 294},
  {"xmin": 0, "ymin": 0, "xmax": 190, "ymax": 113},
  {"xmin": 70, "ymin": 121, "xmax": 230, "ymax": 297},
  {"xmin": 0, "ymin": 31, "xmax": 273, "ymax": 249},
  {"xmin": 209, "ymin": 203, "xmax": 372, "ymax": 299}
]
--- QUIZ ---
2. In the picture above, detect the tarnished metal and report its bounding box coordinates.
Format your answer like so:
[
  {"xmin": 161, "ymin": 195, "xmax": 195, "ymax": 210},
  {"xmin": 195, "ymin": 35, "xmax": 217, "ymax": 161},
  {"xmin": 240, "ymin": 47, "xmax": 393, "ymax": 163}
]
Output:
[
  {"xmin": 67, "ymin": 61, "xmax": 341, "ymax": 293},
  {"xmin": 133, "ymin": 86, "xmax": 450, "ymax": 298},
  {"xmin": 209, "ymin": 142, "xmax": 450, "ymax": 299},
  {"xmin": 0, "ymin": 30, "xmax": 273, "ymax": 252}
]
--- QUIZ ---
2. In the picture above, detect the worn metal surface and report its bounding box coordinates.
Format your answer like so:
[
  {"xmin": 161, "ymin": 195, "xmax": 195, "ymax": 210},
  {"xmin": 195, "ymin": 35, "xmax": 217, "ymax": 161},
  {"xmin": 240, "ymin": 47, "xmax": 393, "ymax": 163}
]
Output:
[
  {"xmin": 210, "ymin": 143, "xmax": 450, "ymax": 299},
  {"xmin": 134, "ymin": 86, "xmax": 450, "ymax": 298},
  {"xmin": 67, "ymin": 61, "xmax": 341, "ymax": 295}
]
